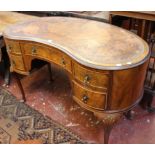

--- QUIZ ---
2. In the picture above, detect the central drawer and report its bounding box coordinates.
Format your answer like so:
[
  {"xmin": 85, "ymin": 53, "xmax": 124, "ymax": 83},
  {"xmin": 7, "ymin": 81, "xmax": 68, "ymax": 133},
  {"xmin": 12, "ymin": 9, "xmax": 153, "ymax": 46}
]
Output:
[
  {"xmin": 21, "ymin": 42, "xmax": 72, "ymax": 72},
  {"xmin": 73, "ymin": 81, "xmax": 107, "ymax": 110}
]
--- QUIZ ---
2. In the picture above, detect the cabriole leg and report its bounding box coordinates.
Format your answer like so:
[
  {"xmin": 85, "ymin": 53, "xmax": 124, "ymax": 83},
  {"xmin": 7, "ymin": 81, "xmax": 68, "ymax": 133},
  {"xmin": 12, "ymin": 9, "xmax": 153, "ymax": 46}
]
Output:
[
  {"xmin": 13, "ymin": 72, "xmax": 26, "ymax": 102},
  {"xmin": 103, "ymin": 122, "xmax": 113, "ymax": 144},
  {"xmin": 94, "ymin": 112, "xmax": 122, "ymax": 144}
]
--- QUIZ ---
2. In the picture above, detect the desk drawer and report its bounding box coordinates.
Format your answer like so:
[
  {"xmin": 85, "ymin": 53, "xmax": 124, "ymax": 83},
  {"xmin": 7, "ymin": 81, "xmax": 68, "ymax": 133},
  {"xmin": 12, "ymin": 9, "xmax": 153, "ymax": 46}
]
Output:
[
  {"xmin": 5, "ymin": 39, "xmax": 21, "ymax": 54},
  {"xmin": 73, "ymin": 81, "xmax": 107, "ymax": 110},
  {"xmin": 73, "ymin": 63, "xmax": 109, "ymax": 90},
  {"xmin": 10, "ymin": 54, "xmax": 25, "ymax": 71},
  {"xmin": 21, "ymin": 42, "xmax": 72, "ymax": 72}
]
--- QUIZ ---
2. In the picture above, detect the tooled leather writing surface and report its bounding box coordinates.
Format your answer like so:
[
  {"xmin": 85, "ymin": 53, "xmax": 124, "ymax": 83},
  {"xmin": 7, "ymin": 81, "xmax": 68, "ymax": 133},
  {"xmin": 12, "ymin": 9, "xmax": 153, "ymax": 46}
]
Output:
[{"xmin": 3, "ymin": 17, "xmax": 149, "ymax": 70}]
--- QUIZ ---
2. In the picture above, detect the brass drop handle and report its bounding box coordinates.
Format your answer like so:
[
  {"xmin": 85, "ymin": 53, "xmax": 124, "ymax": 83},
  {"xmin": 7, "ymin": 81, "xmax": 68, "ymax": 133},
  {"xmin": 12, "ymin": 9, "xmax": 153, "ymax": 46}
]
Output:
[
  {"xmin": 82, "ymin": 95, "xmax": 89, "ymax": 103},
  {"xmin": 61, "ymin": 58, "xmax": 66, "ymax": 66},
  {"xmin": 84, "ymin": 75, "xmax": 90, "ymax": 84},
  {"xmin": 31, "ymin": 47, "xmax": 37, "ymax": 55}
]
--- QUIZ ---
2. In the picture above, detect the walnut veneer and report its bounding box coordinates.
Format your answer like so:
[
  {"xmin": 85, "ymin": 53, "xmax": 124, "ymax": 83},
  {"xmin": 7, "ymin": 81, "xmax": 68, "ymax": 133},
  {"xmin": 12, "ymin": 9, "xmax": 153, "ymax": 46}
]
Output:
[{"xmin": 3, "ymin": 17, "xmax": 150, "ymax": 143}]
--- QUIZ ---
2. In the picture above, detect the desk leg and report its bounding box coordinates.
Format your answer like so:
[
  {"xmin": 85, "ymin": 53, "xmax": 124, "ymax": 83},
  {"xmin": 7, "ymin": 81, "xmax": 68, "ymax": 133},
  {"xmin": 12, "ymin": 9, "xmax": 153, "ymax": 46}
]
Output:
[
  {"xmin": 94, "ymin": 112, "xmax": 122, "ymax": 144},
  {"xmin": 13, "ymin": 72, "xmax": 26, "ymax": 102}
]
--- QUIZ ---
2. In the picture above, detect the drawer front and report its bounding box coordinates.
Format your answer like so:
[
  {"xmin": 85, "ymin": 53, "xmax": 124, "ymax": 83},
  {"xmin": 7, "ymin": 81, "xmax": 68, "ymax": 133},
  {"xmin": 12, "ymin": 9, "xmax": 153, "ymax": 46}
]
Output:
[
  {"xmin": 73, "ymin": 63, "xmax": 109, "ymax": 90},
  {"xmin": 5, "ymin": 39, "xmax": 21, "ymax": 54},
  {"xmin": 10, "ymin": 54, "xmax": 25, "ymax": 71},
  {"xmin": 73, "ymin": 81, "xmax": 107, "ymax": 110},
  {"xmin": 21, "ymin": 42, "xmax": 72, "ymax": 72}
]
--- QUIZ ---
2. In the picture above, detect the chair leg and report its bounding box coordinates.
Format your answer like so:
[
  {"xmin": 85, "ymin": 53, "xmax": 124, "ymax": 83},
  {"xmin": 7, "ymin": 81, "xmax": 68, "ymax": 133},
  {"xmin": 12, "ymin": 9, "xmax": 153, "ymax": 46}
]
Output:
[
  {"xmin": 146, "ymin": 96, "xmax": 155, "ymax": 113},
  {"xmin": 47, "ymin": 63, "xmax": 53, "ymax": 82},
  {"xmin": 13, "ymin": 72, "xmax": 26, "ymax": 102},
  {"xmin": 141, "ymin": 92, "xmax": 155, "ymax": 112}
]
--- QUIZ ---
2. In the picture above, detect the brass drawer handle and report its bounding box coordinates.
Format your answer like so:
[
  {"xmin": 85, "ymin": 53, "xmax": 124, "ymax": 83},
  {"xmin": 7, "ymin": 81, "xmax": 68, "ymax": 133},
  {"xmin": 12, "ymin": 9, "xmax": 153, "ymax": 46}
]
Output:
[
  {"xmin": 84, "ymin": 75, "xmax": 91, "ymax": 84},
  {"xmin": 82, "ymin": 95, "xmax": 89, "ymax": 103},
  {"xmin": 31, "ymin": 47, "xmax": 37, "ymax": 55},
  {"xmin": 61, "ymin": 58, "xmax": 66, "ymax": 66}
]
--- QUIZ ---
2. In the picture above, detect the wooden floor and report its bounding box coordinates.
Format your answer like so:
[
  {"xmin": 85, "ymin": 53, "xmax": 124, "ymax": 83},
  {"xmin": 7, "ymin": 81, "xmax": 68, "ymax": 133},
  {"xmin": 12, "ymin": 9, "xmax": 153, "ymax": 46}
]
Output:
[{"xmin": 1, "ymin": 64, "xmax": 155, "ymax": 144}]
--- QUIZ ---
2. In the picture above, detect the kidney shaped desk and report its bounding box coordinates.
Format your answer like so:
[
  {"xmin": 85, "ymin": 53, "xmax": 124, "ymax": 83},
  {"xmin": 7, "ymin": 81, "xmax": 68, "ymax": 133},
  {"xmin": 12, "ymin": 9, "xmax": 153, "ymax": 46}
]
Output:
[{"xmin": 3, "ymin": 17, "xmax": 150, "ymax": 143}]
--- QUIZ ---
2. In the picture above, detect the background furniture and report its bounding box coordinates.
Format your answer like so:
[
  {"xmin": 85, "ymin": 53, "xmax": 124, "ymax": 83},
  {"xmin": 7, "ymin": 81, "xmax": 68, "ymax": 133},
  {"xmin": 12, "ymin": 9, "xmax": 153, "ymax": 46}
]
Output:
[
  {"xmin": 17, "ymin": 11, "xmax": 109, "ymax": 23},
  {"xmin": 109, "ymin": 11, "xmax": 155, "ymax": 40},
  {"xmin": 3, "ymin": 17, "xmax": 149, "ymax": 143}
]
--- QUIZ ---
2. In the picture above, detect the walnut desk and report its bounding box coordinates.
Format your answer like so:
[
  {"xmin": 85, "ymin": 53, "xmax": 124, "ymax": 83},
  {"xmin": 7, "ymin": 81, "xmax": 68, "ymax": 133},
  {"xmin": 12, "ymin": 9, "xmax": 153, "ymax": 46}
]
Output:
[{"xmin": 3, "ymin": 17, "xmax": 150, "ymax": 143}]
